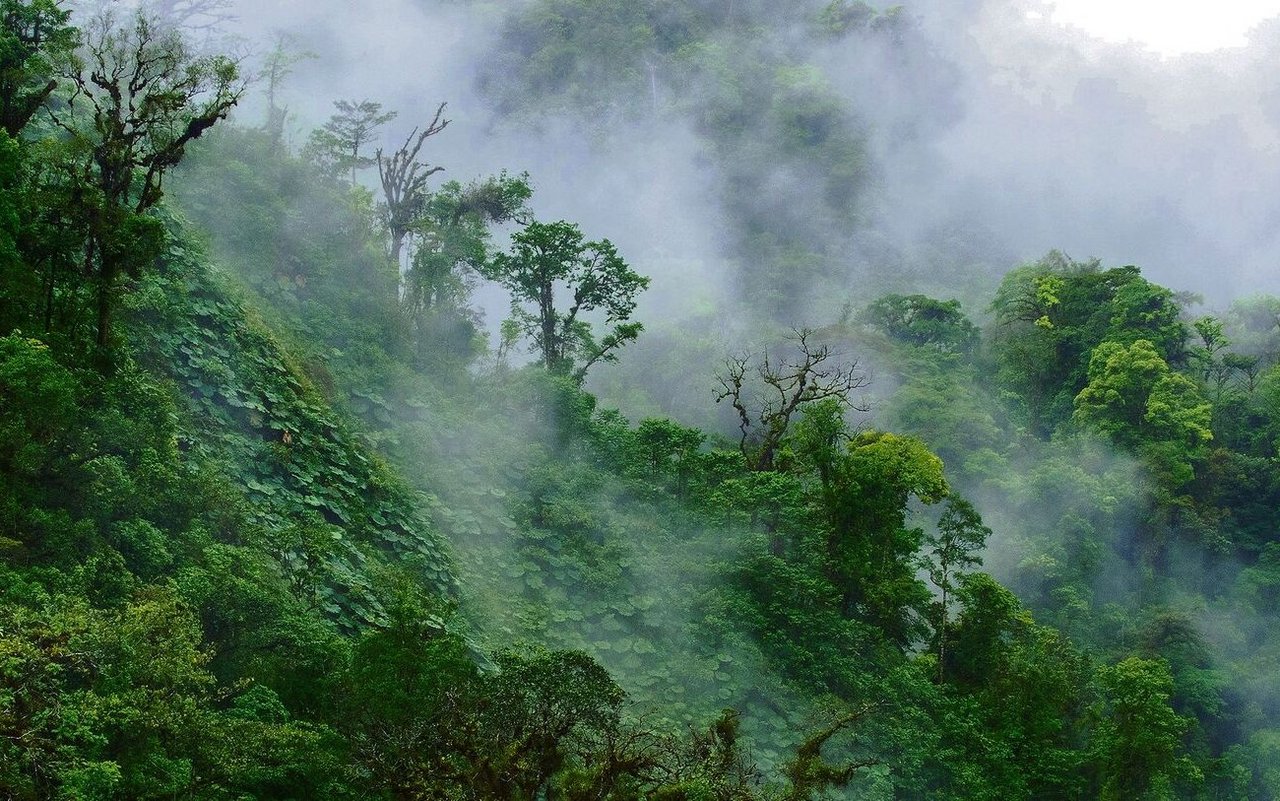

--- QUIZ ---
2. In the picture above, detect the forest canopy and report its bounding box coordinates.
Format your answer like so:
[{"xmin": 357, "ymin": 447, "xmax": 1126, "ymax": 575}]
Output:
[{"xmin": 0, "ymin": 1, "xmax": 1277, "ymax": 799}]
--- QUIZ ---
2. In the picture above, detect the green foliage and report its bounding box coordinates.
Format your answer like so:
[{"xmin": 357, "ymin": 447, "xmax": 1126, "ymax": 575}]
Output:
[
  {"xmin": 923, "ymin": 496, "xmax": 991, "ymax": 680},
  {"xmin": 3, "ymin": 8, "xmax": 1270, "ymax": 791},
  {"xmin": 0, "ymin": 0, "xmax": 76, "ymax": 137},
  {"xmin": 1090, "ymin": 657, "xmax": 1201, "ymax": 800},
  {"xmin": 485, "ymin": 219, "xmax": 650, "ymax": 380},
  {"xmin": 0, "ymin": 587, "xmax": 341, "ymax": 799},
  {"xmin": 130, "ymin": 238, "xmax": 456, "ymax": 622},
  {"xmin": 862, "ymin": 293, "xmax": 979, "ymax": 353},
  {"xmin": 990, "ymin": 253, "xmax": 1190, "ymax": 433},
  {"xmin": 406, "ymin": 171, "xmax": 532, "ymax": 369},
  {"xmin": 304, "ymin": 99, "xmax": 397, "ymax": 184},
  {"xmin": 1073, "ymin": 339, "xmax": 1212, "ymax": 486},
  {"xmin": 60, "ymin": 9, "xmax": 240, "ymax": 341}
]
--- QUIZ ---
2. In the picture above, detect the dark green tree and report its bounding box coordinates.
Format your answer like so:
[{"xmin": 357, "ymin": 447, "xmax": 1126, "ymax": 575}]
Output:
[
  {"xmin": 0, "ymin": 0, "xmax": 76, "ymax": 137},
  {"xmin": 484, "ymin": 219, "xmax": 649, "ymax": 381},
  {"xmin": 989, "ymin": 254, "xmax": 1189, "ymax": 433},
  {"xmin": 862, "ymin": 293, "xmax": 979, "ymax": 353},
  {"xmin": 924, "ymin": 495, "xmax": 991, "ymax": 682},
  {"xmin": 1090, "ymin": 657, "xmax": 1201, "ymax": 801},
  {"xmin": 51, "ymin": 8, "xmax": 241, "ymax": 348},
  {"xmin": 797, "ymin": 423, "xmax": 949, "ymax": 650},
  {"xmin": 406, "ymin": 172, "xmax": 532, "ymax": 366}
]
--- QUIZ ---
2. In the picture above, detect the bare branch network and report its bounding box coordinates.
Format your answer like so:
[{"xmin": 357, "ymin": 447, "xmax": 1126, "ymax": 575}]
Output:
[
  {"xmin": 377, "ymin": 102, "xmax": 450, "ymax": 267},
  {"xmin": 716, "ymin": 327, "xmax": 870, "ymax": 472}
]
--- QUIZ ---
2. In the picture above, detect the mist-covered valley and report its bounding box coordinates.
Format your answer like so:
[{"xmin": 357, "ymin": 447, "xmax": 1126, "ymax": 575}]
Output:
[{"xmin": 3, "ymin": 0, "xmax": 1280, "ymax": 798}]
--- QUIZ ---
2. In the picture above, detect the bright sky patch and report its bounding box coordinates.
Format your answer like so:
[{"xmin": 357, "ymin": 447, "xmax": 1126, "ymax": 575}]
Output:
[{"xmin": 1044, "ymin": 0, "xmax": 1280, "ymax": 55}]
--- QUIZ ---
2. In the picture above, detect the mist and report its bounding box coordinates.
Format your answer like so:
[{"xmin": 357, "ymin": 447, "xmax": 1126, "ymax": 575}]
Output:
[
  {"xmin": 179, "ymin": 0, "xmax": 1280, "ymax": 790},
  {"xmin": 183, "ymin": 0, "xmax": 1280, "ymax": 451},
  {"xmin": 13, "ymin": 0, "xmax": 1280, "ymax": 795}
]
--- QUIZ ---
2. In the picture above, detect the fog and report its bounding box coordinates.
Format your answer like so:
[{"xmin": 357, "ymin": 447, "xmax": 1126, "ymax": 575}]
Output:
[
  {"xmin": 136, "ymin": 0, "xmax": 1280, "ymax": 786},
  {"xmin": 203, "ymin": 0, "xmax": 1280, "ymax": 327},
  {"xmin": 196, "ymin": 0, "xmax": 1280, "ymax": 593}
]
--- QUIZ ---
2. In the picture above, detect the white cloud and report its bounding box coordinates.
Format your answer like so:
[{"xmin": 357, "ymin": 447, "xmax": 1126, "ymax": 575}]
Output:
[{"xmin": 1047, "ymin": 0, "xmax": 1280, "ymax": 54}]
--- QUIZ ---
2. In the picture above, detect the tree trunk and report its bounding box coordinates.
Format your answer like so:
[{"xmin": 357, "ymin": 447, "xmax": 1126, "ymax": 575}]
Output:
[
  {"xmin": 43, "ymin": 265, "xmax": 56, "ymax": 333},
  {"xmin": 390, "ymin": 229, "xmax": 407, "ymax": 275},
  {"xmin": 96, "ymin": 258, "xmax": 114, "ymax": 347},
  {"xmin": 540, "ymin": 278, "xmax": 557, "ymax": 370}
]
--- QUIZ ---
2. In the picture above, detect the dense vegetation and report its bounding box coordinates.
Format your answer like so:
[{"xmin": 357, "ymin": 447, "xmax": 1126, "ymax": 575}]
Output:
[{"xmin": 2, "ymin": 1, "xmax": 1280, "ymax": 799}]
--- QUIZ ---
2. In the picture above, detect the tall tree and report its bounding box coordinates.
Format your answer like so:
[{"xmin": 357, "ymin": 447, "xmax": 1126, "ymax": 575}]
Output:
[
  {"xmin": 377, "ymin": 101, "xmax": 449, "ymax": 270},
  {"xmin": 306, "ymin": 98, "xmax": 396, "ymax": 185},
  {"xmin": 1090, "ymin": 657, "xmax": 1200, "ymax": 801},
  {"xmin": 820, "ymin": 430, "xmax": 947, "ymax": 648},
  {"xmin": 51, "ymin": 8, "xmax": 242, "ymax": 348},
  {"xmin": 259, "ymin": 30, "xmax": 312, "ymax": 149},
  {"xmin": 923, "ymin": 495, "xmax": 991, "ymax": 682},
  {"xmin": 404, "ymin": 172, "xmax": 531, "ymax": 367},
  {"xmin": 483, "ymin": 219, "xmax": 649, "ymax": 382}
]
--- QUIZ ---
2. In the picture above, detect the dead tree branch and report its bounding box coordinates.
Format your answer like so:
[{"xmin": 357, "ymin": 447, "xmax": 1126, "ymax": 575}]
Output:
[
  {"xmin": 716, "ymin": 328, "xmax": 869, "ymax": 471},
  {"xmin": 377, "ymin": 102, "xmax": 450, "ymax": 268}
]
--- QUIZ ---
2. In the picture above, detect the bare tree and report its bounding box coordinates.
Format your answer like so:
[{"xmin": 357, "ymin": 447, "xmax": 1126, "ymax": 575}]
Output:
[
  {"xmin": 376, "ymin": 102, "xmax": 449, "ymax": 269},
  {"xmin": 716, "ymin": 328, "xmax": 869, "ymax": 472},
  {"xmin": 140, "ymin": 0, "xmax": 235, "ymax": 33},
  {"xmin": 52, "ymin": 8, "xmax": 243, "ymax": 347}
]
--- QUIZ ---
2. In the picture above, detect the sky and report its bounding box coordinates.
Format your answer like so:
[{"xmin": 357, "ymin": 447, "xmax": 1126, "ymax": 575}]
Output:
[
  {"xmin": 1046, "ymin": 0, "xmax": 1280, "ymax": 54},
  {"xmin": 207, "ymin": 0, "xmax": 1280, "ymax": 312}
]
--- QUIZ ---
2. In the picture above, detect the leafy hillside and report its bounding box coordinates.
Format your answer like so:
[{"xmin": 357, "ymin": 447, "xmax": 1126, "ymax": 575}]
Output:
[{"xmin": 3, "ymin": 1, "xmax": 1280, "ymax": 800}]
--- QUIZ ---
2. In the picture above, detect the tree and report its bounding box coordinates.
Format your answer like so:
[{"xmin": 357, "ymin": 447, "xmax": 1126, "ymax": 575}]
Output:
[
  {"xmin": 778, "ymin": 703, "xmax": 880, "ymax": 800},
  {"xmin": 0, "ymin": 0, "xmax": 76, "ymax": 137},
  {"xmin": 820, "ymin": 429, "xmax": 948, "ymax": 648},
  {"xmin": 52, "ymin": 8, "xmax": 242, "ymax": 348},
  {"xmin": 989, "ymin": 254, "xmax": 1190, "ymax": 434},
  {"xmin": 404, "ymin": 172, "xmax": 531, "ymax": 367},
  {"xmin": 483, "ymin": 219, "xmax": 649, "ymax": 382},
  {"xmin": 716, "ymin": 328, "xmax": 868, "ymax": 472},
  {"xmin": 862, "ymin": 293, "xmax": 978, "ymax": 353},
  {"xmin": 259, "ymin": 30, "xmax": 313, "ymax": 149},
  {"xmin": 305, "ymin": 98, "xmax": 396, "ymax": 185},
  {"xmin": 1073, "ymin": 339, "xmax": 1212, "ymax": 484},
  {"xmin": 1090, "ymin": 657, "xmax": 1201, "ymax": 801},
  {"xmin": 1106, "ymin": 279, "xmax": 1189, "ymax": 364},
  {"xmin": 1189, "ymin": 315, "xmax": 1239, "ymax": 402},
  {"xmin": 140, "ymin": 0, "xmax": 236, "ymax": 33},
  {"xmin": 923, "ymin": 495, "xmax": 991, "ymax": 682},
  {"xmin": 947, "ymin": 572, "xmax": 1022, "ymax": 686},
  {"xmin": 377, "ymin": 101, "xmax": 449, "ymax": 269}
]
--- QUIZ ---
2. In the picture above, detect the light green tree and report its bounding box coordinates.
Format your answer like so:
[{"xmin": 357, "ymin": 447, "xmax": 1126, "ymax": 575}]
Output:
[{"xmin": 1073, "ymin": 339, "xmax": 1212, "ymax": 484}]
